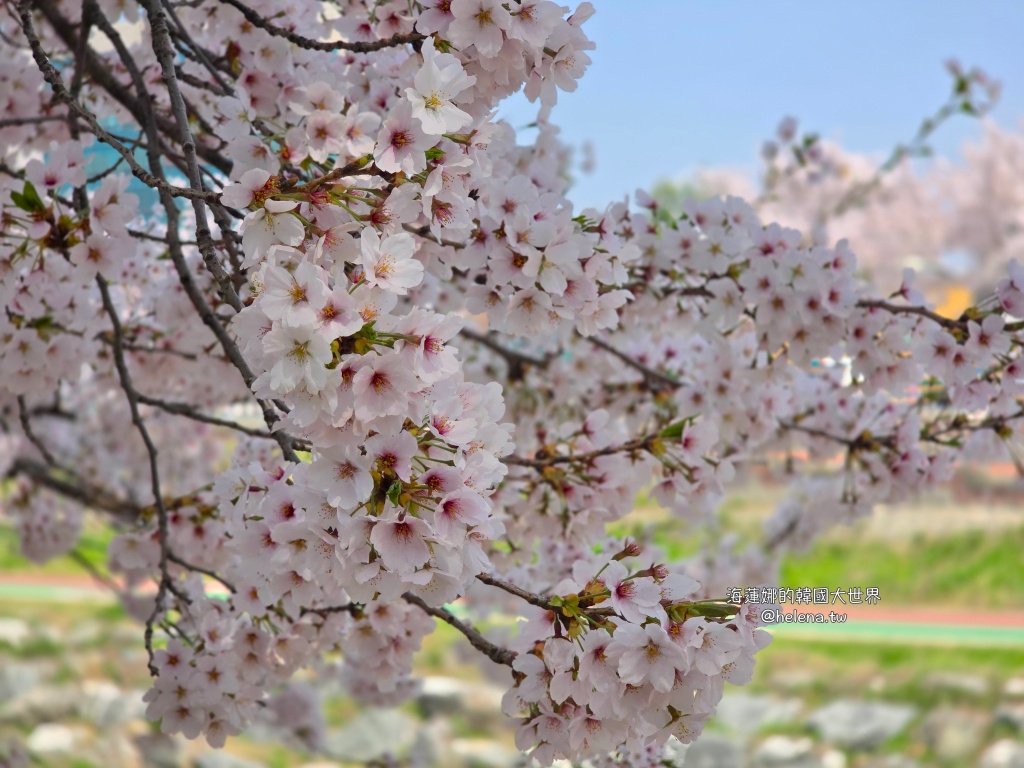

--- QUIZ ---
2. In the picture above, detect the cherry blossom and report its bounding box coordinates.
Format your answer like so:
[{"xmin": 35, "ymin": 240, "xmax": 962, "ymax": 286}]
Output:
[{"xmin": 2, "ymin": 1, "xmax": 1021, "ymax": 764}]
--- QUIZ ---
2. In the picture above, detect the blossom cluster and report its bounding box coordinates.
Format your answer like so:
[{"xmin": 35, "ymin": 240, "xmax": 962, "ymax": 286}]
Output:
[{"xmin": 2, "ymin": 1, "xmax": 1023, "ymax": 765}]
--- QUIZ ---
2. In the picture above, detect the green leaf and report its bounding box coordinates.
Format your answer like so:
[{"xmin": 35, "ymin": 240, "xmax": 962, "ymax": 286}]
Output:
[
  {"xmin": 659, "ymin": 415, "xmax": 696, "ymax": 440},
  {"xmin": 386, "ymin": 480, "xmax": 402, "ymax": 505},
  {"xmin": 11, "ymin": 181, "xmax": 45, "ymax": 213},
  {"xmin": 686, "ymin": 602, "xmax": 737, "ymax": 619}
]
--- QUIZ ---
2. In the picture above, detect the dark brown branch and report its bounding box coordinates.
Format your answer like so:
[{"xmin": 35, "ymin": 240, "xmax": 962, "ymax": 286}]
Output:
[
  {"xmin": 856, "ymin": 298, "xmax": 963, "ymax": 331},
  {"xmin": 16, "ymin": 4, "xmax": 218, "ymax": 203},
  {"xmin": 475, "ymin": 573, "xmax": 553, "ymax": 611},
  {"xmin": 459, "ymin": 328, "xmax": 551, "ymax": 379},
  {"xmin": 135, "ymin": 392, "xmax": 311, "ymax": 450},
  {"xmin": 587, "ymin": 336, "xmax": 681, "ymax": 391},
  {"xmin": 402, "ymin": 593, "xmax": 517, "ymax": 667},
  {"xmin": 97, "ymin": 333, "xmax": 200, "ymax": 361},
  {"xmin": 96, "ymin": 273, "xmax": 186, "ymax": 676},
  {"xmin": 403, "ymin": 223, "xmax": 467, "ymax": 250},
  {"xmin": 6, "ymin": 457, "xmax": 138, "ymax": 523},
  {"xmin": 217, "ymin": 0, "xmax": 424, "ymax": 52},
  {"xmin": 17, "ymin": 396, "xmax": 59, "ymax": 467},
  {"xmin": 168, "ymin": 552, "xmax": 237, "ymax": 593},
  {"xmin": 286, "ymin": 155, "xmax": 388, "ymax": 193},
  {"xmin": 33, "ymin": 0, "xmax": 232, "ymax": 175},
  {"xmin": 161, "ymin": 0, "xmax": 233, "ymax": 95},
  {"xmin": 301, "ymin": 603, "xmax": 360, "ymax": 618},
  {"xmin": 69, "ymin": 549, "xmax": 122, "ymax": 593},
  {"xmin": 0, "ymin": 114, "xmax": 66, "ymax": 127},
  {"xmin": 504, "ymin": 434, "xmax": 654, "ymax": 470},
  {"xmin": 137, "ymin": 0, "xmax": 300, "ymax": 464}
]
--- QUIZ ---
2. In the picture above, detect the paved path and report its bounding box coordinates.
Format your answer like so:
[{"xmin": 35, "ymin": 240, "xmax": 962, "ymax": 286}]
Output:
[
  {"xmin": 2, "ymin": 575, "xmax": 1022, "ymax": 647},
  {"xmin": 766, "ymin": 605, "xmax": 1024, "ymax": 646}
]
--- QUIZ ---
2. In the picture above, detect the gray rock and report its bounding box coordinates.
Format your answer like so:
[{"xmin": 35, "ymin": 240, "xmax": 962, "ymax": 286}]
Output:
[
  {"xmin": 322, "ymin": 709, "xmax": 418, "ymax": 763},
  {"xmin": 771, "ymin": 669, "xmax": 818, "ymax": 692},
  {"xmin": 753, "ymin": 735, "xmax": 821, "ymax": 768},
  {"xmin": 920, "ymin": 707, "xmax": 989, "ymax": 762},
  {"xmin": 25, "ymin": 723, "xmax": 76, "ymax": 754},
  {"xmin": 417, "ymin": 676, "xmax": 472, "ymax": 717},
  {"xmin": 68, "ymin": 621, "xmax": 104, "ymax": 647},
  {"xmin": 111, "ymin": 625, "xmax": 144, "ymax": 646},
  {"xmin": 924, "ymin": 671, "xmax": 990, "ymax": 697},
  {"xmin": 90, "ymin": 731, "xmax": 144, "ymax": 768},
  {"xmin": 408, "ymin": 725, "xmax": 442, "ymax": 768},
  {"xmin": 194, "ymin": 752, "xmax": 264, "ymax": 768},
  {"xmin": 450, "ymin": 738, "xmax": 520, "ymax": 768},
  {"xmin": 997, "ymin": 703, "xmax": 1024, "ymax": 732},
  {"xmin": 662, "ymin": 736, "xmax": 690, "ymax": 767},
  {"xmin": 863, "ymin": 758, "xmax": 918, "ymax": 768},
  {"xmin": 134, "ymin": 732, "xmax": 181, "ymax": 768},
  {"xmin": 980, "ymin": 739, "xmax": 1024, "ymax": 768},
  {"xmin": 807, "ymin": 700, "xmax": 916, "ymax": 750},
  {"xmin": 715, "ymin": 693, "xmax": 803, "ymax": 739},
  {"xmin": 0, "ymin": 662, "xmax": 41, "ymax": 701},
  {"xmin": 683, "ymin": 733, "xmax": 743, "ymax": 767},
  {"xmin": 0, "ymin": 619, "xmax": 31, "ymax": 648},
  {"xmin": 0, "ymin": 684, "xmax": 80, "ymax": 724},
  {"xmin": 0, "ymin": 741, "xmax": 29, "ymax": 768},
  {"xmin": 80, "ymin": 680, "xmax": 146, "ymax": 727}
]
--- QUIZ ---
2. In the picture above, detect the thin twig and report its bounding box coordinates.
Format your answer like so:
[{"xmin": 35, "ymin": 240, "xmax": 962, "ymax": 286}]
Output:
[
  {"xmin": 459, "ymin": 328, "xmax": 551, "ymax": 379},
  {"xmin": 475, "ymin": 573, "xmax": 553, "ymax": 611},
  {"xmin": 168, "ymin": 552, "xmax": 237, "ymax": 593},
  {"xmin": 856, "ymin": 298, "xmax": 964, "ymax": 332},
  {"xmin": 217, "ymin": 0, "xmax": 424, "ymax": 52},
  {"xmin": 402, "ymin": 593, "xmax": 517, "ymax": 667},
  {"xmin": 587, "ymin": 336, "xmax": 681, "ymax": 391},
  {"xmin": 95, "ymin": 274, "xmax": 187, "ymax": 676},
  {"xmin": 136, "ymin": 392, "xmax": 310, "ymax": 450},
  {"xmin": 17, "ymin": 396, "xmax": 59, "ymax": 467}
]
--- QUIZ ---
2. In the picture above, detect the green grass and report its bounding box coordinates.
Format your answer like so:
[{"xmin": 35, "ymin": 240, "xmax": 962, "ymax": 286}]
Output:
[
  {"xmin": 615, "ymin": 488, "xmax": 1024, "ymax": 611},
  {"xmin": 746, "ymin": 637, "xmax": 1024, "ymax": 764},
  {"xmin": 0, "ymin": 634, "xmax": 63, "ymax": 658},
  {"xmin": 752, "ymin": 637, "xmax": 1024, "ymax": 707},
  {"xmin": 780, "ymin": 526, "xmax": 1024, "ymax": 609},
  {"xmin": 0, "ymin": 521, "xmax": 115, "ymax": 575}
]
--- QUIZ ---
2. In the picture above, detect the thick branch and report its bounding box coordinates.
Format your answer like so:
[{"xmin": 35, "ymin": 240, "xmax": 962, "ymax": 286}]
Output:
[
  {"xmin": 7, "ymin": 457, "xmax": 138, "ymax": 523},
  {"xmin": 17, "ymin": 2, "xmax": 217, "ymax": 203},
  {"xmin": 33, "ymin": 0, "xmax": 232, "ymax": 175}
]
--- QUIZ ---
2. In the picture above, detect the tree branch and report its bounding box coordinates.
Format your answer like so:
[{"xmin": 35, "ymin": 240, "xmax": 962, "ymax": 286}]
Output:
[
  {"xmin": 6, "ymin": 457, "xmax": 138, "ymax": 523},
  {"xmin": 96, "ymin": 274, "xmax": 187, "ymax": 676},
  {"xmin": 16, "ymin": 1, "xmax": 218, "ymax": 203},
  {"xmin": 587, "ymin": 336, "xmax": 681, "ymax": 391},
  {"xmin": 475, "ymin": 573, "xmax": 554, "ymax": 611},
  {"xmin": 217, "ymin": 0, "xmax": 425, "ymax": 52},
  {"xmin": 402, "ymin": 593, "xmax": 517, "ymax": 667}
]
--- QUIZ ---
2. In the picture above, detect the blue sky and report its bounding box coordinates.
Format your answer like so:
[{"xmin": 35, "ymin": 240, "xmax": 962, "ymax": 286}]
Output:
[{"xmin": 498, "ymin": 1, "xmax": 1024, "ymax": 211}]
